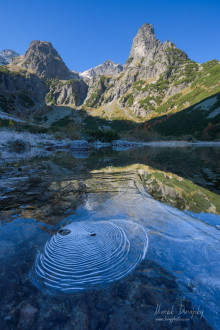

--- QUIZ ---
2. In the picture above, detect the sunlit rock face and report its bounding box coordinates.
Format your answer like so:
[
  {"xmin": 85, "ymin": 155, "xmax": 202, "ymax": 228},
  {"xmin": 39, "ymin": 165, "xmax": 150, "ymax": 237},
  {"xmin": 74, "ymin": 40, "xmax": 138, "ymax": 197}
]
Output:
[
  {"xmin": 20, "ymin": 40, "xmax": 78, "ymax": 80},
  {"xmin": 80, "ymin": 60, "xmax": 123, "ymax": 80},
  {"xmin": 129, "ymin": 23, "xmax": 162, "ymax": 59},
  {"xmin": 0, "ymin": 49, "xmax": 20, "ymax": 65},
  {"xmin": 31, "ymin": 220, "xmax": 148, "ymax": 294}
]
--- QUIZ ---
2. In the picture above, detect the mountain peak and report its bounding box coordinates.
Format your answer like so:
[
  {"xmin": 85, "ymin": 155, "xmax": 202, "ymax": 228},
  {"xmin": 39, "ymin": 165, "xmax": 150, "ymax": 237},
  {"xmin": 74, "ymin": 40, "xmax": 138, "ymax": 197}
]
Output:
[
  {"xmin": 104, "ymin": 59, "xmax": 114, "ymax": 64},
  {"xmin": 20, "ymin": 40, "xmax": 77, "ymax": 80},
  {"xmin": 138, "ymin": 23, "xmax": 155, "ymax": 37},
  {"xmin": 80, "ymin": 60, "xmax": 123, "ymax": 79},
  {"xmin": 0, "ymin": 49, "xmax": 20, "ymax": 65},
  {"xmin": 129, "ymin": 23, "xmax": 162, "ymax": 59}
]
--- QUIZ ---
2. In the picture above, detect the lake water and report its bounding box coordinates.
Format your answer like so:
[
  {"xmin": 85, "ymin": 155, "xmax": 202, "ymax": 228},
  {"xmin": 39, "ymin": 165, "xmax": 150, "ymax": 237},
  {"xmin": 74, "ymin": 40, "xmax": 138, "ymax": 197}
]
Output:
[{"xmin": 0, "ymin": 146, "xmax": 219, "ymax": 329}]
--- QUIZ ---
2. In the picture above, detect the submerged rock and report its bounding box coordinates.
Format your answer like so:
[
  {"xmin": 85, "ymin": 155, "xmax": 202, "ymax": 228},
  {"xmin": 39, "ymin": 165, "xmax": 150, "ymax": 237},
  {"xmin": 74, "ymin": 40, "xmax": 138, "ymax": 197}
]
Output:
[
  {"xmin": 69, "ymin": 140, "xmax": 90, "ymax": 150},
  {"xmin": 17, "ymin": 304, "xmax": 38, "ymax": 330},
  {"xmin": 0, "ymin": 241, "xmax": 15, "ymax": 260},
  {"xmin": 7, "ymin": 139, "xmax": 31, "ymax": 153},
  {"xmin": 70, "ymin": 150, "xmax": 90, "ymax": 159}
]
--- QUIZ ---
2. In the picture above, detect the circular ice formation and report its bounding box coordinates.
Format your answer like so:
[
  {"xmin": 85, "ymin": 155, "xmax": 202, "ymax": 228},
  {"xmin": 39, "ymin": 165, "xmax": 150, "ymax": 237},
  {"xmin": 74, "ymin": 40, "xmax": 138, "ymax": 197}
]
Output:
[{"xmin": 31, "ymin": 220, "xmax": 148, "ymax": 294}]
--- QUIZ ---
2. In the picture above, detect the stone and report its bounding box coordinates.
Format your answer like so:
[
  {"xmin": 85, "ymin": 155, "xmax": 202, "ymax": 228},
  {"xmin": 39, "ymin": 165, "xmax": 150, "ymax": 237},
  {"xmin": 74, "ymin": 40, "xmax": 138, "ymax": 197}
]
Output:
[
  {"xmin": 69, "ymin": 140, "xmax": 90, "ymax": 150},
  {"xmin": 112, "ymin": 140, "xmax": 138, "ymax": 151},
  {"xmin": 17, "ymin": 304, "xmax": 38, "ymax": 329},
  {"xmin": 0, "ymin": 241, "xmax": 15, "ymax": 260},
  {"xmin": 7, "ymin": 139, "xmax": 31, "ymax": 153}
]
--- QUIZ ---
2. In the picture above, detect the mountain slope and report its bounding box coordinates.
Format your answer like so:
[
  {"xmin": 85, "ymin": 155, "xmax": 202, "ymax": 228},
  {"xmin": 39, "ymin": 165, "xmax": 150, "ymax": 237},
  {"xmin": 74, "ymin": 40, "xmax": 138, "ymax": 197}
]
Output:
[
  {"xmin": 150, "ymin": 92, "xmax": 220, "ymax": 140},
  {"xmin": 82, "ymin": 23, "xmax": 220, "ymax": 139}
]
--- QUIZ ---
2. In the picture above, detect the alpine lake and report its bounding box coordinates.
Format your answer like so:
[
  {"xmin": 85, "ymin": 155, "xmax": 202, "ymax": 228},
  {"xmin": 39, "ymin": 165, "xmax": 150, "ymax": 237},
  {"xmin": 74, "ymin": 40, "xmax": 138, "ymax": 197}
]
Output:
[{"xmin": 0, "ymin": 145, "xmax": 220, "ymax": 330}]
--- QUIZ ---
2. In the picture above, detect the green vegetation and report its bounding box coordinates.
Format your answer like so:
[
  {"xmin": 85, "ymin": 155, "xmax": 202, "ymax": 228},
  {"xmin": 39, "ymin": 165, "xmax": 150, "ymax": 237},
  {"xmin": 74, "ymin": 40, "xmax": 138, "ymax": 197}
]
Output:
[
  {"xmin": 153, "ymin": 61, "xmax": 220, "ymax": 116},
  {"xmin": 0, "ymin": 118, "xmax": 49, "ymax": 133},
  {"xmin": 150, "ymin": 93, "xmax": 220, "ymax": 139},
  {"xmin": 127, "ymin": 94, "xmax": 134, "ymax": 107},
  {"xmin": 0, "ymin": 66, "xmax": 10, "ymax": 75},
  {"xmin": 164, "ymin": 46, "xmax": 188, "ymax": 64},
  {"xmin": 140, "ymin": 167, "xmax": 220, "ymax": 214},
  {"xmin": 191, "ymin": 60, "xmax": 220, "ymax": 88},
  {"xmin": 85, "ymin": 76, "xmax": 110, "ymax": 108},
  {"xmin": 173, "ymin": 62, "xmax": 199, "ymax": 86},
  {"xmin": 125, "ymin": 57, "xmax": 133, "ymax": 65},
  {"xmin": 140, "ymin": 74, "xmax": 170, "ymax": 94},
  {"xmin": 120, "ymin": 93, "xmax": 134, "ymax": 107},
  {"xmin": 135, "ymin": 59, "xmax": 219, "ymax": 117},
  {"xmin": 51, "ymin": 115, "xmax": 72, "ymax": 128},
  {"xmin": 45, "ymin": 78, "xmax": 59, "ymax": 88},
  {"xmin": 139, "ymin": 95, "xmax": 162, "ymax": 110},
  {"xmin": 99, "ymin": 75, "xmax": 109, "ymax": 84},
  {"xmin": 132, "ymin": 80, "xmax": 145, "ymax": 91},
  {"xmin": 155, "ymin": 93, "xmax": 182, "ymax": 114},
  {"xmin": 85, "ymin": 89, "xmax": 103, "ymax": 108},
  {"xmin": 116, "ymin": 73, "xmax": 124, "ymax": 81},
  {"xmin": 46, "ymin": 91, "xmax": 56, "ymax": 105},
  {"xmin": 18, "ymin": 94, "xmax": 34, "ymax": 108},
  {"xmin": 0, "ymin": 95, "xmax": 8, "ymax": 112},
  {"xmin": 87, "ymin": 129, "xmax": 119, "ymax": 142}
]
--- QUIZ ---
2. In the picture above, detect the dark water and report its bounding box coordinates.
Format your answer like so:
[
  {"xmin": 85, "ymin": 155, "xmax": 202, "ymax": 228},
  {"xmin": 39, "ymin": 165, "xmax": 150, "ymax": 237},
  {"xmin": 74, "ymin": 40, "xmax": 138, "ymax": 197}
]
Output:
[{"xmin": 0, "ymin": 146, "xmax": 220, "ymax": 329}]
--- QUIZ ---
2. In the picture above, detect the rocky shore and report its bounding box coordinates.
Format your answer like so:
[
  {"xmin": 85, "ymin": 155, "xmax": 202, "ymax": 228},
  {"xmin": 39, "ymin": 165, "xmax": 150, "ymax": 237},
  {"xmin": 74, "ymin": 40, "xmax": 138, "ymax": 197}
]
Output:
[{"xmin": 0, "ymin": 129, "xmax": 220, "ymax": 163}]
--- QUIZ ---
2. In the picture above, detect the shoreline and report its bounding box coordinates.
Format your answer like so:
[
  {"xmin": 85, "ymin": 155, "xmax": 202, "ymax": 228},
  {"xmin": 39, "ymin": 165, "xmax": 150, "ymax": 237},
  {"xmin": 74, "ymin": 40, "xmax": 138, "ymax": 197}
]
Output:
[
  {"xmin": 0, "ymin": 129, "xmax": 220, "ymax": 163},
  {"xmin": 142, "ymin": 141, "xmax": 220, "ymax": 147}
]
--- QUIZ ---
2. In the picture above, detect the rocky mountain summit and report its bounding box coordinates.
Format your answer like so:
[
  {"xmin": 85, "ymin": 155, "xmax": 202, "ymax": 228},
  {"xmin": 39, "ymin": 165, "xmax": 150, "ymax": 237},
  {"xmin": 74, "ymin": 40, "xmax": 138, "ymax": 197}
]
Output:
[
  {"xmin": 80, "ymin": 60, "xmax": 123, "ymax": 79},
  {"xmin": 18, "ymin": 40, "xmax": 78, "ymax": 80},
  {"xmin": 0, "ymin": 49, "xmax": 20, "ymax": 65},
  {"xmin": 83, "ymin": 23, "xmax": 195, "ymax": 114},
  {"xmin": 124, "ymin": 23, "xmax": 188, "ymax": 77},
  {"xmin": 0, "ymin": 23, "xmax": 219, "ymax": 140}
]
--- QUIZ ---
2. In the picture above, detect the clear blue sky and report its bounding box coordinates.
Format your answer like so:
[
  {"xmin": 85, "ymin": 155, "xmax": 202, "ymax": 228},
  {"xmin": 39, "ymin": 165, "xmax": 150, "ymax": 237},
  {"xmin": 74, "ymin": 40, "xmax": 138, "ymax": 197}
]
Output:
[{"xmin": 0, "ymin": 0, "xmax": 219, "ymax": 72}]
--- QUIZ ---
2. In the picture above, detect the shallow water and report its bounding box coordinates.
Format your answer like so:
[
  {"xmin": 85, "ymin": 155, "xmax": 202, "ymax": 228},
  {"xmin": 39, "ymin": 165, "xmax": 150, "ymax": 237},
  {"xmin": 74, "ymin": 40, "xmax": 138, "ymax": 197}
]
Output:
[{"xmin": 0, "ymin": 146, "xmax": 219, "ymax": 329}]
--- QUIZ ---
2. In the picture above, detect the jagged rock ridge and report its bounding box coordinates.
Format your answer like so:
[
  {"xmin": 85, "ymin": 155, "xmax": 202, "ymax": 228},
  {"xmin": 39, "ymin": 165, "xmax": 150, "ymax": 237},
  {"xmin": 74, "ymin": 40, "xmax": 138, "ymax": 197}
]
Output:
[
  {"xmin": 0, "ymin": 49, "xmax": 20, "ymax": 65},
  {"xmin": 80, "ymin": 60, "xmax": 123, "ymax": 79},
  {"xmin": 84, "ymin": 23, "xmax": 199, "ymax": 116}
]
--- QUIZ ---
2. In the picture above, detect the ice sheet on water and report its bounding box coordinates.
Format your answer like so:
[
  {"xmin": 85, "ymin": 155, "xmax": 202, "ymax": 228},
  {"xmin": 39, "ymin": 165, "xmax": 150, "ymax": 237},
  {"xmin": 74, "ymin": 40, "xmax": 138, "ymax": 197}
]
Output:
[
  {"xmin": 31, "ymin": 220, "xmax": 148, "ymax": 294},
  {"xmin": 62, "ymin": 173, "xmax": 220, "ymax": 327}
]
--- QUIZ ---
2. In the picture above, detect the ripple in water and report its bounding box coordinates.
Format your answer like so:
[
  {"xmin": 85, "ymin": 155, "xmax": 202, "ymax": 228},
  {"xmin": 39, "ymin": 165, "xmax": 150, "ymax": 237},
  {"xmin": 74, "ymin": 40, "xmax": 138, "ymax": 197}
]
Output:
[{"xmin": 30, "ymin": 220, "xmax": 148, "ymax": 294}]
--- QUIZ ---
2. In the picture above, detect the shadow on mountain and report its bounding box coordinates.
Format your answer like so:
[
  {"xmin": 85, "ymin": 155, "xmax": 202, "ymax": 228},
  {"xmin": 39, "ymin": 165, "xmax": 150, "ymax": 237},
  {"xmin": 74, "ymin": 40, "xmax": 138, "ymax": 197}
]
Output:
[{"xmin": 48, "ymin": 92, "xmax": 220, "ymax": 142}]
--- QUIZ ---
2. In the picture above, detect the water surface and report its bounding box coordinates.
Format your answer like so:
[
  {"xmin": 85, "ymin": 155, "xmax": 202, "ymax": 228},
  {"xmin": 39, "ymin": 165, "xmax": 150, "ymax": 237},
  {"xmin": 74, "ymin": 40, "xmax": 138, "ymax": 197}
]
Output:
[{"xmin": 0, "ymin": 146, "xmax": 219, "ymax": 329}]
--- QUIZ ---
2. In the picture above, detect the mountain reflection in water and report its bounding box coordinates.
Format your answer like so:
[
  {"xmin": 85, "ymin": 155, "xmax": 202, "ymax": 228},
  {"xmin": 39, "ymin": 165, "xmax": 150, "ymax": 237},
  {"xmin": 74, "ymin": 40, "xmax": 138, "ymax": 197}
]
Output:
[{"xmin": 0, "ymin": 146, "xmax": 219, "ymax": 329}]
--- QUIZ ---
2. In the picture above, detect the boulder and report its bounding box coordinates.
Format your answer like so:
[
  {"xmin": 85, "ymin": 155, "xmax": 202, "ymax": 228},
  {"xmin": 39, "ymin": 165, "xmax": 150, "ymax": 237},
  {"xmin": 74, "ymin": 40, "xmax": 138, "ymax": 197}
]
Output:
[
  {"xmin": 69, "ymin": 140, "xmax": 90, "ymax": 150},
  {"xmin": 17, "ymin": 304, "xmax": 38, "ymax": 330},
  {"xmin": 7, "ymin": 138, "xmax": 31, "ymax": 153}
]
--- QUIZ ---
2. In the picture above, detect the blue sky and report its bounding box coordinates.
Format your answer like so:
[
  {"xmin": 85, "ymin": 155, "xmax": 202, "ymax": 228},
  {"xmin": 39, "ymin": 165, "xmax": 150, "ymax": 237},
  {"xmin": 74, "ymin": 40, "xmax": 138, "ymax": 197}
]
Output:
[{"xmin": 0, "ymin": 0, "xmax": 219, "ymax": 72}]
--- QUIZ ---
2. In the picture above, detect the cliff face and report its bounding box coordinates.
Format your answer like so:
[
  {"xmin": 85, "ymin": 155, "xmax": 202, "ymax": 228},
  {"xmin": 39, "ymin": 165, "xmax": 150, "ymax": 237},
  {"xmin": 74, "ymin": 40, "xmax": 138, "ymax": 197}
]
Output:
[
  {"xmin": 124, "ymin": 23, "xmax": 188, "ymax": 78},
  {"xmin": 0, "ymin": 67, "xmax": 88, "ymax": 117},
  {"xmin": 84, "ymin": 23, "xmax": 202, "ymax": 117},
  {"xmin": 0, "ymin": 68, "xmax": 49, "ymax": 118},
  {"xmin": 0, "ymin": 41, "xmax": 88, "ymax": 117},
  {"xmin": 46, "ymin": 79, "xmax": 88, "ymax": 107},
  {"xmin": 19, "ymin": 40, "xmax": 78, "ymax": 80}
]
